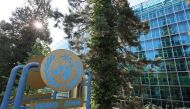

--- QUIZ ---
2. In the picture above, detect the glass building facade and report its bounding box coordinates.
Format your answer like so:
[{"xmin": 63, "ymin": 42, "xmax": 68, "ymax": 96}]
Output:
[{"xmin": 132, "ymin": 0, "xmax": 190, "ymax": 108}]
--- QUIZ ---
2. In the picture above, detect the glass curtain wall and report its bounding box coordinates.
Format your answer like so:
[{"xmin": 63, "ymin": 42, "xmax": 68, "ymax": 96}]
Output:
[{"xmin": 132, "ymin": 0, "xmax": 190, "ymax": 108}]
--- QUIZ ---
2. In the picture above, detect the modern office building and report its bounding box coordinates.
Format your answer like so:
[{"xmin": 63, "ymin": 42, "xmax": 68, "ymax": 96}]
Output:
[{"xmin": 131, "ymin": 0, "xmax": 190, "ymax": 108}]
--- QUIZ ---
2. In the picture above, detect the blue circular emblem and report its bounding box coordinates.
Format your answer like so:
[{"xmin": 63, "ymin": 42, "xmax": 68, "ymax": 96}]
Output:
[{"xmin": 40, "ymin": 49, "xmax": 83, "ymax": 91}]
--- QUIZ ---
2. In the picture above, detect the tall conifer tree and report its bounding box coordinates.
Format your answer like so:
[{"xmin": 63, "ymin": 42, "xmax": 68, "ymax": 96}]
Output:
[{"xmin": 57, "ymin": 0, "xmax": 149, "ymax": 108}]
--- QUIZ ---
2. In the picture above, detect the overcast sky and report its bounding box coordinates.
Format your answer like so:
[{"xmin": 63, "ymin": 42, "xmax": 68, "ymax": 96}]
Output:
[{"xmin": 0, "ymin": 0, "xmax": 147, "ymax": 50}]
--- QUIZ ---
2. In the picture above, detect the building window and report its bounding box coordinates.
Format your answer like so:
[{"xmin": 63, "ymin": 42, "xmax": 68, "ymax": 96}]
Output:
[
  {"xmin": 151, "ymin": 29, "xmax": 160, "ymax": 38},
  {"xmin": 138, "ymin": 41, "xmax": 146, "ymax": 51},
  {"xmin": 158, "ymin": 73, "xmax": 168, "ymax": 85},
  {"xmin": 171, "ymin": 35, "xmax": 181, "ymax": 46},
  {"xmin": 138, "ymin": 51, "xmax": 146, "ymax": 59},
  {"xmin": 182, "ymin": 87, "xmax": 190, "ymax": 101},
  {"xmin": 157, "ymin": 8, "xmax": 165, "ymax": 17},
  {"xmin": 169, "ymin": 24, "xmax": 178, "ymax": 35},
  {"xmin": 173, "ymin": 46, "xmax": 183, "ymax": 57},
  {"xmin": 165, "ymin": 5, "xmax": 173, "ymax": 15},
  {"xmin": 180, "ymin": 33, "xmax": 190, "ymax": 44},
  {"xmin": 165, "ymin": 60, "xmax": 176, "ymax": 71},
  {"xmin": 142, "ymin": 86, "xmax": 151, "ymax": 98},
  {"xmin": 149, "ymin": 74, "xmax": 158, "ymax": 85},
  {"xmin": 149, "ymin": 10, "xmax": 157, "ymax": 19},
  {"xmin": 176, "ymin": 12, "xmax": 186, "ymax": 22},
  {"xmin": 185, "ymin": 10, "xmax": 190, "ymax": 19},
  {"xmin": 160, "ymin": 86, "xmax": 170, "ymax": 99},
  {"xmin": 174, "ymin": 2, "xmax": 183, "ymax": 12},
  {"xmin": 178, "ymin": 22, "xmax": 189, "ymax": 33},
  {"xmin": 141, "ymin": 12, "xmax": 149, "ymax": 21},
  {"xmin": 183, "ymin": 46, "xmax": 190, "ymax": 57},
  {"xmin": 145, "ymin": 40, "xmax": 154, "ymax": 50},
  {"xmin": 160, "ymin": 26, "xmax": 170, "ymax": 36},
  {"xmin": 158, "ymin": 17, "xmax": 166, "ymax": 27},
  {"xmin": 161, "ymin": 37, "xmax": 171, "ymax": 47},
  {"xmin": 187, "ymin": 58, "xmax": 190, "ymax": 69},
  {"xmin": 144, "ymin": 32, "xmax": 152, "ymax": 40},
  {"xmin": 142, "ymin": 74, "xmax": 149, "ymax": 84},
  {"xmin": 145, "ymin": 51, "xmax": 155, "ymax": 61},
  {"xmin": 175, "ymin": 59, "xmax": 187, "ymax": 71},
  {"xmin": 140, "ymin": 34, "xmax": 145, "ymax": 41},
  {"xmin": 166, "ymin": 14, "xmax": 176, "ymax": 24},
  {"xmin": 170, "ymin": 87, "xmax": 182, "ymax": 100},
  {"xmin": 153, "ymin": 39, "xmax": 162, "ymax": 49},
  {"xmin": 150, "ymin": 19, "xmax": 158, "ymax": 28},
  {"xmin": 179, "ymin": 72, "xmax": 190, "ymax": 86},
  {"xmin": 168, "ymin": 73, "xmax": 179, "ymax": 85},
  {"xmin": 151, "ymin": 86, "xmax": 160, "ymax": 98},
  {"xmin": 131, "ymin": 46, "xmax": 137, "ymax": 53},
  {"xmin": 163, "ymin": 48, "xmax": 173, "ymax": 59},
  {"xmin": 155, "ymin": 49, "xmax": 163, "ymax": 58}
]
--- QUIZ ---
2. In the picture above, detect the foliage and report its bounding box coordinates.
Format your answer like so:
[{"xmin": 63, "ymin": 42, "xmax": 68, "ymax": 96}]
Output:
[
  {"xmin": 53, "ymin": 0, "xmax": 149, "ymax": 108},
  {"xmin": 0, "ymin": 0, "xmax": 52, "ymax": 100}
]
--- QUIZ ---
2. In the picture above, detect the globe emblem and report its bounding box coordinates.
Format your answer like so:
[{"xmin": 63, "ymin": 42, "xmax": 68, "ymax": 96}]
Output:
[{"xmin": 40, "ymin": 49, "xmax": 83, "ymax": 91}]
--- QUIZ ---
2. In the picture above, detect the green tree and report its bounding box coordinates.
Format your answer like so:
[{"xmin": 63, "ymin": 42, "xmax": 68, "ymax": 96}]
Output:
[
  {"xmin": 0, "ymin": 0, "xmax": 52, "ymax": 100},
  {"xmin": 54, "ymin": 0, "xmax": 149, "ymax": 108}
]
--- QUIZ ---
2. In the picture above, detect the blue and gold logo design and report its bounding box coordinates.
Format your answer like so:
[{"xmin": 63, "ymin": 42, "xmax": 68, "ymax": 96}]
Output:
[{"xmin": 40, "ymin": 49, "xmax": 83, "ymax": 91}]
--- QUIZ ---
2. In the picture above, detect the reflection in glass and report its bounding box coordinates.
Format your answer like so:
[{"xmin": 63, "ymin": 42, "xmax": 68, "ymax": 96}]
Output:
[
  {"xmin": 165, "ymin": 60, "xmax": 176, "ymax": 71},
  {"xmin": 138, "ymin": 51, "xmax": 146, "ymax": 60},
  {"xmin": 160, "ymin": 86, "xmax": 170, "ymax": 99},
  {"xmin": 178, "ymin": 22, "xmax": 189, "ymax": 33},
  {"xmin": 185, "ymin": 10, "xmax": 190, "ymax": 19},
  {"xmin": 138, "ymin": 41, "xmax": 146, "ymax": 51},
  {"xmin": 142, "ymin": 74, "xmax": 149, "ymax": 84},
  {"xmin": 151, "ymin": 86, "xmax": 160, "ymax": 98},
  {"xmin": 180, "ymin": 33, "xmax": 190, "ymax": 44},
  {"xmin": 158, "ymin": 17, "xmax": 166, "ymax": 27},
  {"xmin": 155, "ymin": 50, "xmax": 163, "ymax": 58},
  {"xmin": 173, "ymin": 46, "xmax": 183, "ymax": 57},
  {"xmin": 145, "ymin": 51, "xmax": 155, "ymax": 61},
  {"xmin": 165, "ymin": 5, "xmax": 173, "ymax": 15},
  {"xmin": 184, "ymin": 46, "xmax": 190, "ymax": 56},
  {"xmin": 151, "ymin": 29, "xmax": 160, "ymax": 38},
  {"xmin": 176, "ymin": 12, "xmax": 185, "ymax": 22},
  {"xmin": 163, "ymin": 48, "xmax": 173, "ymax": 59},
  {"xmin": 141, "ymin": 12, "xmax": 149, "ymax": 21},
  {"xmin": 142, "ymin": 87, "xmax": 151, "ymax": 98},
  {"xmin": 150, "ymin": 19, "xmax": 158, "ymax": 28},
  {"xmin": 153, "ymin": 39, "xmax": 162, "ymax": 49},
  {"xmin": 175, "ymin": 59, "xmax": 187, "ymax": 71},
  {"xmin": 168, "ymin": 73, "xmax": 179, "ymax": 85},
  {"xmin": 157, "ymin": 8, "xmax": 164, "ymax": 17},
  {"xmin": 145, "ymin": 40, "xmax": 153, "ymax": 50},
  {"xmin": 144, "ymin": 32, "xmax": 152, "ymax": 40},
  {"xmin": 140, "ymin": 34, "xmax": 145, "ymax": 41},
  {"xmin": 174, "ymin": 2, "xmax": 183, "ymax": 12},
  {"xmin": 181, "ymin": 87, "xmax": 190, "ymax": 101},
  {"xmin": 166, "ymin": 14, "xmax": 176, "ymax": 24},
  {"xmin": 149, "ymin": 10, "xmax": 157, "ymax": 19},
  {"xmin": 158, "ymin": 73, "xmax": 168, "ymax": 85},
  {"xmin": 187, "ymin": 58, "xmax": 190, "ymax": 69},
  {"xmin": 169, "ymin": 24, "xmax": 178, "ymax": 35},
  {"xmin": 160, "ymin": 26, "xmax": 169, "ymax": 36},
  {"xmin": 178, "ymin": 72, "xmax": 190, "ymax": 86},
  {"xmin": 170, "ymin": 87, "xmax": 182, "ymax": 100},
  {"xmin": 162, "ymin": 37, "xmax": 171, "ymax": 47},
  {"xmin": 149, "ymin": 73, "xmax": 158, "ymax": 85},
  {"xmin": 171, "ymin": 35, "xmax": 181, "ymax": 46},
  {"xmin": 131, "ymin": 46, "xmax": 137, "ymax": 53}
]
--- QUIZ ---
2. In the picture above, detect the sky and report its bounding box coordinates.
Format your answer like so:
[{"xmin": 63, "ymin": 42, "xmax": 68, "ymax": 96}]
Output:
[{"xmin": 0, "ymin": 0, "xmax": 147, "ymax": 50}]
